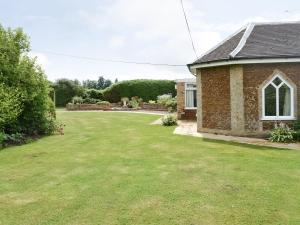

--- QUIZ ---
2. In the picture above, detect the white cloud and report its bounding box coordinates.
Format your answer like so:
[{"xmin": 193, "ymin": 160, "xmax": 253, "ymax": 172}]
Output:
[
  {"xmin": 109, "ymin": 36, "xmax": 126, "ymax": 48},
  {"xmin": 28, "ymin": 52, "xmax": 50, "ymax": 68}
]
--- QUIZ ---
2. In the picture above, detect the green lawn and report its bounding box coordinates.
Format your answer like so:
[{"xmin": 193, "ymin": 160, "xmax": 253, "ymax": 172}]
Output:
[{"xmin": 1, "ymin": 111, "xmax": 300, "ymax": 225}]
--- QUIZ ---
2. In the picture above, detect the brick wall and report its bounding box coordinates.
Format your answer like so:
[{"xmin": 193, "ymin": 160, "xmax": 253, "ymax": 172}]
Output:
[
  {"xmin": 176, "ymin": 82, "xmax": 197, "ymax": 120},
  {"xmin": 201, "ymin": 66, "xmax": 231, "ymax": 130},
  {"xmin": 243, "ymin": 63, "xmax": 300, "ymax": 132},
  {"xmin": 177, "ymin": 82, "xmax": 185, "ymax": 119}
]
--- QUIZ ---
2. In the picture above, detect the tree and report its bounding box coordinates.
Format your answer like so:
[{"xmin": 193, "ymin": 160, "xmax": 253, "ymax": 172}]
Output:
[
  {"xmin": 0, "ymin": 24, "xmax": 56, "ymax": 135},
  {"xmin": 52, "ymin": 79, "xmax": 84, "ymax": 107},
  {"xmin": 103, "ymin": 79, "xmax": 112, "ymax": 88},
  {"xmin": 114, "ymin": 78, "xmax": 119, "ymax": 83},
  {"xmin": 82, "ymin": 79, "xmax": 97, "ymax": 89},
  {"xmin": 97, "ymin": 76, "xmax": 105, "ymax": 89}
]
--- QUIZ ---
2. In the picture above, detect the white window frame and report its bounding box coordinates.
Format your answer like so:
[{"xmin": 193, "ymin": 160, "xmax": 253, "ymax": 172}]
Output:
[
  {"xmin": 185, "ymin": 83, "xmax": 197, "ymax": 109},
  {"xmin": 261, "ymin": 74, "xmax": 295, "ymax": 120}
]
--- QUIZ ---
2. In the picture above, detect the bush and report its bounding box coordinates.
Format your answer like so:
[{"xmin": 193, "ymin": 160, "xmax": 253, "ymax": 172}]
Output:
[
  {"xmin": 84, "ymin": 89, "xmax": 103, "ymax": 100},
  {"xmin": 157, "ymin": 94, "xmax": 177, "ymax": 112},
  {"xmin": 165, "ymin": 97, "xmax": 177, "ymax": 113},
  {"xmin": 0, "ymin": 132, "xmax": 5, "ymax": 148},
  {"xmin": 72, "ymin": 96, "xmax": 83, "ymax": 104},
  {"xmin": 292, "ymin": 120, "xmax": 300, "ymax": 142},
  {"xmin": 96, "ymin": 101, "xmax": 110, "ymax": 105},
  {"xmin": 148, "ymin": 100, "xmax": 156, "ymax": 104},
  {"xmin": 269, "ymin": 123, "xmax": 295, "ymax": 143},
  {"xmin": 0, "ymin": 84, "xmax": 23, "ymax": 128},
  {"xmin": 102, "ymin": 79, "xmax": 176, "ymax": 103},
  {"xmin": 52, "ymin": 79, "xmax": 84, "ymax": 107},
  {"xmin": 162, "ymin": 114, "xmax": 177, "ymax": 126},
  {"xmin": 157, "ymin": 94, "xmax": 172, "ymax": 105},
  {"xmin": 0, "ymin": 24, "xmax": 56, "ymax": 137},
  {"xmin": 82, "ymin": 98, "xmax": 99, "ymax": 104}
]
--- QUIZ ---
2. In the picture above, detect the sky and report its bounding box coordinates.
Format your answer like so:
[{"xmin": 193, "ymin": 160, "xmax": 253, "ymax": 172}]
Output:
[{"xmin": 0, "ymin": 0, "xmax": 300, "ymax": 82}]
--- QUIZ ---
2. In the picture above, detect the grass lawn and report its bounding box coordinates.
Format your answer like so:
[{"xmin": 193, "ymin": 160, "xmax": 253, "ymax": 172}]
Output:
[{"xmin": 1, "ymin": 111, "xmax": 300, "ymax": 225}]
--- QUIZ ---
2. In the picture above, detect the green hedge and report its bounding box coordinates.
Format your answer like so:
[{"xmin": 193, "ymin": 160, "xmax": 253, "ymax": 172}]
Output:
[{"xmin": 102, "ymin": 79, "xmax": 176, "ymax": 103}]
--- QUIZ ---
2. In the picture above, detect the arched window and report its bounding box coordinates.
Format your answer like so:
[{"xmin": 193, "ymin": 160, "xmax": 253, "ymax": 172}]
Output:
[{"xmin": 262, "ymin": 75, "xmax": 294, "ymax": 120}]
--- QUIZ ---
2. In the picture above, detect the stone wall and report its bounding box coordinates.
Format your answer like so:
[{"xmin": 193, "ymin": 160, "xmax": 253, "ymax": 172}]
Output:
[
  {"xmin": 196, "ymin": 63, "xmax": 300, "ymax": 136},
  {"xmin": 243, "ymin": 63, "xmax": 300, "ymax": 132},
  {"xmin": 200, "ymin": 66, "xmax": 231, "ymax": 130},
  {"xmin": 176, "ymin": 82, "xmax": 197, "ymax": 120}
]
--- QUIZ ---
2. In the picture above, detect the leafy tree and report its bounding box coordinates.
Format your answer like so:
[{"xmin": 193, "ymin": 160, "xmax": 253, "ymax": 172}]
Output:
[
  {"xmin": 53, "ymin": 79, "xmax": 84, "ymax": 107},
  {"xmin": 82, "ymin": 79, "xmax": 97, "ymax": 89},
  {"xmin": 0, "ymin": 24, "xmax": 56, "ymax": 135},
  {"xmin": 103, "ymin": 79, "xmax": 112, "ymax": 88},
  {"xmin": 97, "ymin": 76, "xmax": 105, "ymax": 89}
]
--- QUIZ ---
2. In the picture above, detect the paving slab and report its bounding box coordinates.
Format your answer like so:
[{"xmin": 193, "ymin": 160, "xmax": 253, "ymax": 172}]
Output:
[{"xmin": 174, "ymin": 121, "xmax": 300, "ymax": 150}]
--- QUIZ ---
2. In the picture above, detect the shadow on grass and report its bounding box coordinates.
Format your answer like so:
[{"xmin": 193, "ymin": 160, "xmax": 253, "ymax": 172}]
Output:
[{"xmin": 201, "ymin": 137, "xmax": 292, "ymax": 151}]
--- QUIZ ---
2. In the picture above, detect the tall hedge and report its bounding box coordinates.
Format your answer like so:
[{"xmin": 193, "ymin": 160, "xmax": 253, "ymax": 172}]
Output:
[
  {"xmin": 53, "ymin": 79, "xmax": 84, "ymax": 107},
  {"xmin": 0, "ymin": 24, "xmax": 56, "ymax": 135},
  {"xmin": 102, "ymin": 79, "xmax": 176, "ymax": 103}
]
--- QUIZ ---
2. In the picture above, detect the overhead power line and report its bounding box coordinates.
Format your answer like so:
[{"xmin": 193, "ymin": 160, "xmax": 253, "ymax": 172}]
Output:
[
  {"xmin": 180, "ymin": 0, "xmax": 198, "ymax": 59},
  {"xmin": 31, "ymin": 49, "xmax": 186, "ymax": 67}
]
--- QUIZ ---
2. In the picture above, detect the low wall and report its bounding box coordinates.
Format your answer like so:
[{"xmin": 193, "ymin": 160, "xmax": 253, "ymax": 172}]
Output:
[
  {"xmin": 66, "ymin": 103, "xmax": 112, "ymax": 111},
  {"xmin": 66, "ymin": 103, "xmax": 168, "ymax": 111},
  {"xmin": 141, "ymin": 103, "xmax": 168, "ymax": 111}
]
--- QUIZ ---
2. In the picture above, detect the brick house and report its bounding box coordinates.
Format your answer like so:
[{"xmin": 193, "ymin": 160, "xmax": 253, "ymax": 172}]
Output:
[
  {"xmin": 187, "ymin": 22, "xmax": 300, "ymax": 136},
  {"xmin": 176, "ymin": 78, "xmax": 197, "ymax": 120}
]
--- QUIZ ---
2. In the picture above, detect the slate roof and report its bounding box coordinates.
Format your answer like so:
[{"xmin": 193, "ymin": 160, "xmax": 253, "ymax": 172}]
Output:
[{"xmin": 190, "ymin": 22, "xmax": 300, "ymax": 66}]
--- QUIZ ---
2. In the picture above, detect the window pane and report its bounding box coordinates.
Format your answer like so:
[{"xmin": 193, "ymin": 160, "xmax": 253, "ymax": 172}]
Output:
[
  {"xmin": 272, "ymin": 77, "xmax": 282, "ymax": 86},
  {"xmin": 186, "ymin": 84, "xmax": 196, "ymax": 89},
  {"xmin": 193, "ymin": 90, "xmax": 197, "ymax": 107},
  {"xmin": 186, "ymin": 90, "xmax": 195, "ymax": 107},
  {"xmin": 265, "ymin": 84, "xmax": 276, "ymax": 116},
  {"xmin": 279, "ymin": 84, "xmax": 291, "ymax": 116}
]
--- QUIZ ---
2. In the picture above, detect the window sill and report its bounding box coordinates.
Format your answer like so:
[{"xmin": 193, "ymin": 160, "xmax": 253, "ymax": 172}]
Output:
[
  {"xmin": 185, "ymin": 107, "xmax": 197, "ymax": 110},
  {"xmin": 261, "ymin": 117, "xmax": 296, "ymax": 121}
]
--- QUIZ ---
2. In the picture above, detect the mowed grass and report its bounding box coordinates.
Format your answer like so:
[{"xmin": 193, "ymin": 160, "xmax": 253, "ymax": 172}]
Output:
[{"xmin": 1, "ymin": 111, "xmax": 300, "ymax": 225}]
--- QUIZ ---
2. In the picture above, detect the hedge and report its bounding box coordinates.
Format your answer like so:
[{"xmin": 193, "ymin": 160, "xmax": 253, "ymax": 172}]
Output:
[{"xmin": 102, "ymin": 79, "xmax": 176, "ymax": 103}]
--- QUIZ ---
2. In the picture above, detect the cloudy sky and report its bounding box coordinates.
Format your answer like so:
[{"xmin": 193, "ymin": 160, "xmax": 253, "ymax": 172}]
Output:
[{"xmin": 1, "ymin": 0, "xmax": 300, "ymax": 81}]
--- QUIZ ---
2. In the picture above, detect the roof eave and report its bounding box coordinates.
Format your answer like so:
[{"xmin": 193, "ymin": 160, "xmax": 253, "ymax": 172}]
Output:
[{"xmin": 188, "ymin": 57, "xmax": 300, "ymax": 71}]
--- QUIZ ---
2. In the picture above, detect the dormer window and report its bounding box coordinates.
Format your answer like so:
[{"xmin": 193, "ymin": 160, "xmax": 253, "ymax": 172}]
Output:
[{"xmin": 262, "ymin": 75, "xmax": 295, "ymax": 120}]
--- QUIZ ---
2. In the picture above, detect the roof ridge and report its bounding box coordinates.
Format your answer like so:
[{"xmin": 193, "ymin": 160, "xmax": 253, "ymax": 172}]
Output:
[
  {"xmin": 252, "ymin": 20, "xmax": 300, "ymax": 26},
  {"xmin": 229, "ymin": 23, "xmax": 255, "ymax": 58},
  {"xmin": 194, "ymin": 25, "xmax": 247, "ymax": 62}
]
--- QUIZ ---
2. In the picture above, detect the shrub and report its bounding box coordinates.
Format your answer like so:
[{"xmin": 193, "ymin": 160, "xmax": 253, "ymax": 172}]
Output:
[
  {"xmin": 162, "ymin": 114, "xmax": 177, "ymax": 126},
  {"xmin": 165, "ymin": 97, "xmax": 177, "ymax": 113},
  {"xmin": 269, "ymin": 123, "xmax": 295, "ymax": 143},
  {"xmin": 52, "ymin": 79, "xmax": 84, "ymax": 107},
  {"xmin": 72, "ymin": 96, "xmax": 83, "ymax": 104},
  {"xmin": 0, "ymin": 84, "xmax": 23, "ymax": 129},
  {"xmin": 0, "ymin": 132, "xmax": 5, "ymax": 148},
  {"xmin": 84, "ymin": 89, "xmax": 103, "ymax": 100},
  {"xmin": 292, "ymin": 120, "xmax": 300, "ymax": 142},
  {"xmin": 102, "ymin": 79, "xmax": 176, "ymax": 103},
  {"xmin": 157, "ymin": 94, "xmax": 177, "ymax": 112},
  {"xmin": 148, "ymin": 100, "xmax": 156, "ymax": 104},
  {"xmin": 96, "ymin": 101, "xmax": 110, "ymax": 105},
  {"xmin": 0, "ymin": 24, "xmax": 56, "ymax": 137},
  {"xmin": 157, "ymin": 94, "xmax": 172, "ymax": 105},
  {"xmin": 82, "ymin": 98, "xmax": 99, "ymax": 104}
]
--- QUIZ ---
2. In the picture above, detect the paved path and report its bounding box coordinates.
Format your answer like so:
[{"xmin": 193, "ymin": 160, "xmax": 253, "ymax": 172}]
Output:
[{"xmin": 174, "ymin": 121, "xmax": 300, "ymax": 150}]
